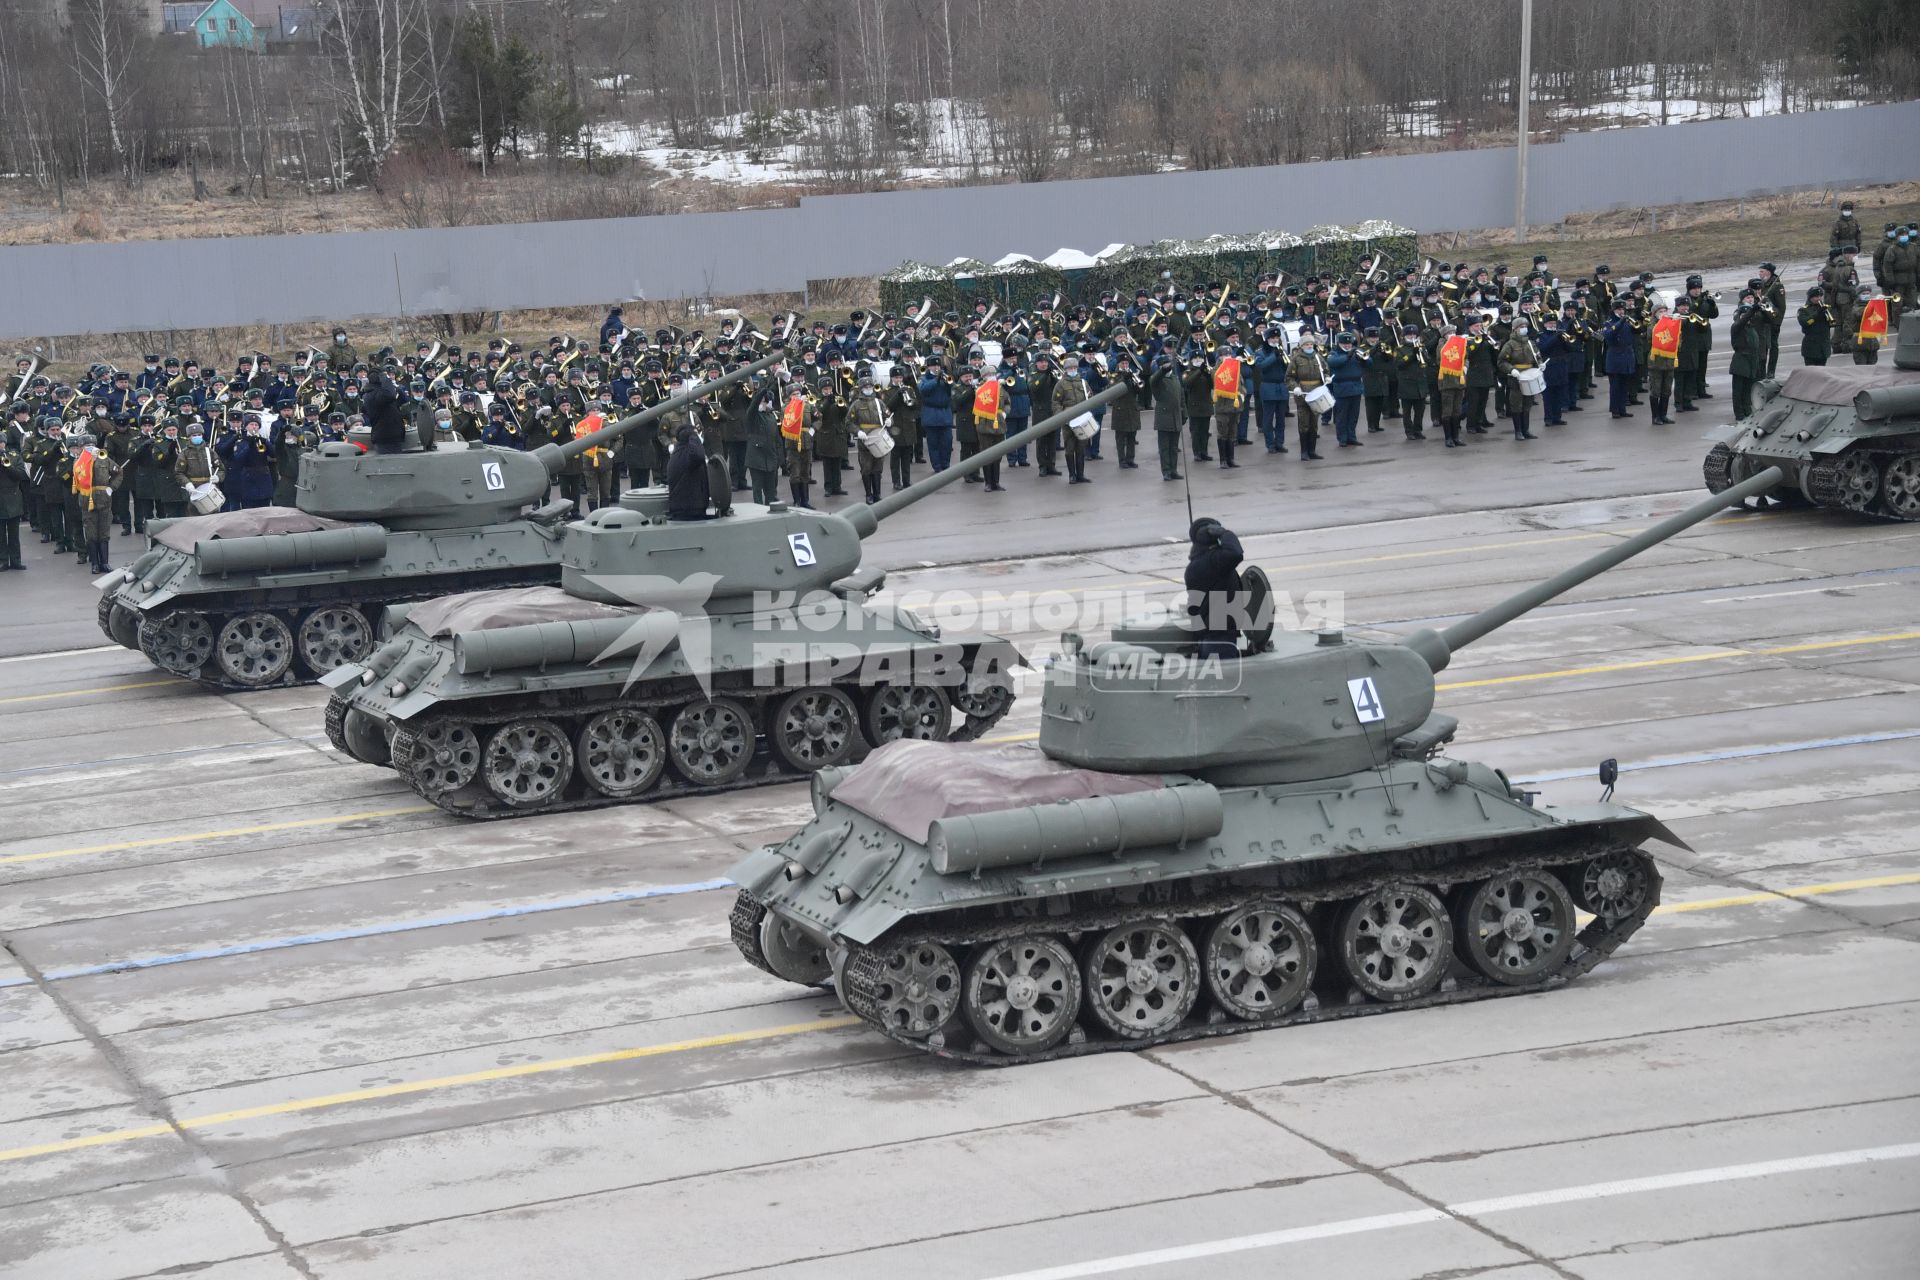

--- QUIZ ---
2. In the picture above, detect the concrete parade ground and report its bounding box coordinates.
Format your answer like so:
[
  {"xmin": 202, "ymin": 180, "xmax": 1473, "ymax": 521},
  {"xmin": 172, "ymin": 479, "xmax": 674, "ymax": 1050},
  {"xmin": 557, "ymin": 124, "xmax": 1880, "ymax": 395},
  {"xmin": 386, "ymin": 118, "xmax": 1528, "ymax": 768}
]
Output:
[{"xmin": 1, "ymin": 258, "xmax": 1917, "ymax": 1278}]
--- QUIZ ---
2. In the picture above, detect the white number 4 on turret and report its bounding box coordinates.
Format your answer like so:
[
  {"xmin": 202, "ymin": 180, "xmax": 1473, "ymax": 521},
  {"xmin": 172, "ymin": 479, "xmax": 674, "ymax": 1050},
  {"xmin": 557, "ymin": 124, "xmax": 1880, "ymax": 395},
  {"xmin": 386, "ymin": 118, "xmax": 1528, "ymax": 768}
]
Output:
[
  {"xmin": 1347, "ymin": 676, "xmax": 1386, "ymax": 723},
  {"xmin": 788, "ymin": 532, "xmax": 816, "ymax": 566},
  {"xmin": 481, "ymin": 461, "xmax": 505, "ymax": 491}
]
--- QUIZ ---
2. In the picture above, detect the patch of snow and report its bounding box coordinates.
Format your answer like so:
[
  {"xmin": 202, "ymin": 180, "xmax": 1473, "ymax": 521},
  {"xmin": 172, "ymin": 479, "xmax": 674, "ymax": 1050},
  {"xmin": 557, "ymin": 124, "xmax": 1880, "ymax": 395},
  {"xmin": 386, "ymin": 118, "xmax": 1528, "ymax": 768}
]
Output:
[{"xmin": 1043, "ymin": 247, "xmax": 1101, "ymax": 269}]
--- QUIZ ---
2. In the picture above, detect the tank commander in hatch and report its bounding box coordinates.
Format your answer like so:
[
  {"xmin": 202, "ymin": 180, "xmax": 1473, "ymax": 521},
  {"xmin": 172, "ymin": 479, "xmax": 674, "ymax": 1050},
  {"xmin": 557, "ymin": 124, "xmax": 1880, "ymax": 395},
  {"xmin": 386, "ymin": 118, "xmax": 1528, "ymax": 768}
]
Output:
[{"xmin": 1185, "ymin": 517, "xmax": 1245, "ymax": 659}]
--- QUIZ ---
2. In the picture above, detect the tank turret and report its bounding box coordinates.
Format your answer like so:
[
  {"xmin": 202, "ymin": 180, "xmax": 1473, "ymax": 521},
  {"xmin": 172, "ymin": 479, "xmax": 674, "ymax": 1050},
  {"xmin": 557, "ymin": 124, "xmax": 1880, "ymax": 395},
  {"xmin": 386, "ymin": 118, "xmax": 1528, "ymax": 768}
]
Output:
[
  {"xmin": 320, "ymin": 384, "xmax": 1130, "ymax": 818},
  {"xmin": 1042, "ymin": 467, "xmax": 1785, "ymax": 779},
  {"xmin": 298, "ymin": 353, "xmax": 786, "ymax": 530},
  {"xmin": 724, "ymin": 467, "xmax": 1786, "ymax": 1065},
  {"xmin": 559, "ymin": 382, "xmax": 1131, "ymax": 608}
]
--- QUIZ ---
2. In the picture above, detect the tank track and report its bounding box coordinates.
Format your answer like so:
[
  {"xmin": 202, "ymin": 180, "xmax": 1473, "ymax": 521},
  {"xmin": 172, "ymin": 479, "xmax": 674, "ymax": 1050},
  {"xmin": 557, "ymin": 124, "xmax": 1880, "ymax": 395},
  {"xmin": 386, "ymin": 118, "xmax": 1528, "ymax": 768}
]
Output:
[
  {"xmin": 95, "ymin": 591, "xmax": 117, "ymax": 643},
  {"xmin": 1806, "ymin": 445, "xmax": 1920, "ymax": 523},
  {"xmin": 1702, "ymin": 442, "xmax": 1733, "ymax": 494},
  {"xmin": 831, "ymin": 843, "xmax": 1658, "ymax": 1067},
  {"xmin": 323, "ymin": 694, "xmax": 351, "ymax": 754},
  {"xmin": 730, "ymin": 893, "xmax": 779, "ymax": 978},
  {"xmin": 383, "ymin": 660, "xmax": 1014, "ymax": 821},
  {"xmin": 125, "ymin": 567, "xmax": 556, "ymax": 693}
]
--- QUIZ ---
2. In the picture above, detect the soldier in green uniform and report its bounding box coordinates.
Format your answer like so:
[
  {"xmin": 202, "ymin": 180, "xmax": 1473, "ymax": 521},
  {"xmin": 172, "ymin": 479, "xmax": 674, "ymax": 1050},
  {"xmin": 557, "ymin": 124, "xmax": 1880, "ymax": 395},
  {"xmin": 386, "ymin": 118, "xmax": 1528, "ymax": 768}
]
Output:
[
  {"xmin": 102, "ymin": 415, "xmax": 140, "ymax": 535},
  {"xmin": 1756, "ymin": 264, "xmax": 1788, "ymax": 377},
  {"xmin": 0, "ymin": 431, "xmax": 26, "ymax": 569},
  {"xmin": 849, "ymin": 364, "xmax": 890, "ymax": 504},
  {"xmin": 882, "ymin": 364, "xmax": 918, "ymax": 492},
  {"xmin": 1148, "ymin": 351, "xmax": 1185, "ymax": 481},
  {"xmin": 1393, "ymin": 328, "xmax": 1428, "ymax": 438},
  {"xmin": 1822, "ymin": 250, "xmax": 1861, "ymax": 354},
  {"xmin": 781, "ymin": 378, "xmax": 817, "ymax": 510},
  {"xmin": 1107, "ymin": 352, "xmax": 1145, "ymax": 469},
  {"xmin": 1028, "ymin": 352, "xmax": 1060, "ymax": 476},
  {"xmin": 1798, "ymin": 288, "xmax": 1834, "ymax": 367},
  {"xmin": 816, "ymin": 352, "xmax": 852, "ymax": 497},
  {"xmin": 1830, "ymin": 200, "xmax": 1860, "ymax": 253},
  {"xmin": 1181, "ymin": 352, "xmax": 1213, "ymax": 462},
  {"xmin": 1287, "ymin": 335, "xmax": 1329, "ymax": 459},
  {"xmin": 743, "ymin": 377, "xmax": 783, "ymax": 505},
  {"xmin": 1052, "ymin": 352, "xmax": 1092, "ymax": 484},
  {"xmin": 30, "ymin": 418, "xmax": 72, "ymax": 554},
  {"xmin": 1729, "ymin": 289, "xmax": 1766, "ymax": 421}
]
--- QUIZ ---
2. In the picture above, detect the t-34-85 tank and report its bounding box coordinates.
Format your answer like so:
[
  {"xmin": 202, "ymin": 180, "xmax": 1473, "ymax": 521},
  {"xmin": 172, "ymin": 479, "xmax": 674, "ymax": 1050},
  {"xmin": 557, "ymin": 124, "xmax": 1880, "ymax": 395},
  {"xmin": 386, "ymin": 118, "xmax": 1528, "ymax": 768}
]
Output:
[
  {"xmin": 1705, "ymin": 312, "xmax": 1920, "ymax": 520},
  {"xmin": 319, "ymin": 384, "xmax": 1131, "ymax": 818},
  {"xmin": 727, "ymin": 467, "xmax": 1783, "ymax": 1064},
  {"xmin": 96, "ymin": 354, "xmax": 783, "ymax": 691}
]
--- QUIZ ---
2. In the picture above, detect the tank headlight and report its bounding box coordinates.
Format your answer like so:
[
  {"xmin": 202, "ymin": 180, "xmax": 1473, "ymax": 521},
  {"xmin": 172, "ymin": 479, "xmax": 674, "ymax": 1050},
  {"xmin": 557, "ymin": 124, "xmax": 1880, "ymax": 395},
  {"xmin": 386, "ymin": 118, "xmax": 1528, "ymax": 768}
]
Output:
[
  {"xmin": 1750, "ymin": 426, "xmax": 1763, "ymax": 437},
  {"xmin": 361, "ymin": 669, "xmax": 377, "ymax": 684},
  {"xmin": 1796, "ymin": 430, "xmax": 1810, "ymax": 441},
  {"xmin": 783, "ymin": 858, "xmax": 807, "ymax": 881},
  {"xmin": 833, "ymin": 884, "xmax": 856, "ymax": 904},
  {"xmin": 122, "ymin": 570, "xmax": 135, "ymax": 583},
  {"xmin": 389, "ymin": 680, "xmax": 408, "ymax": 697}
]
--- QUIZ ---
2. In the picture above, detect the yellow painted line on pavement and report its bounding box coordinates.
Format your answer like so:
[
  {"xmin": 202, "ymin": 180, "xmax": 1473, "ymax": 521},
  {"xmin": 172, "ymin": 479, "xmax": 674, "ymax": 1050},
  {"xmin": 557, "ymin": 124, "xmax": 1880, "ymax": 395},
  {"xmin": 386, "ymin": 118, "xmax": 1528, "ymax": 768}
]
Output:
[
  {"xmin": 1654, "ymin": 872, "xmax": 1920, "ymax": 916},
  {"xmin": 0, "ymin": 1016, "xmax": 864, "ymax": 1164},
  {"xmin": 1437, "ymin": 630, "xmax": 1920, "ymax": 692},
  {"xmin": 0, "ymin": 679, "xmax": 179, "ymax": 705},
  {"xmin": 0, "ymin": 805, "xmax": 437, "ymax": 866},
  {"xmin": 2, "ymin": 874, "xmax": 1914, "ymax": 1169}
]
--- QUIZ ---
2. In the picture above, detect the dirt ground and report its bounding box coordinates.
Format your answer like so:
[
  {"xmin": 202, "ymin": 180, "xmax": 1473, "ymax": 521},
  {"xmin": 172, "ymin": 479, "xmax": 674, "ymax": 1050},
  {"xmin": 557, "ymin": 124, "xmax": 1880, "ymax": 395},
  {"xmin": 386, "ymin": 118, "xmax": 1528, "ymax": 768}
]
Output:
[{"xmin": 6, "ymin": 183, "xmax": 1913, "ymax": 380}]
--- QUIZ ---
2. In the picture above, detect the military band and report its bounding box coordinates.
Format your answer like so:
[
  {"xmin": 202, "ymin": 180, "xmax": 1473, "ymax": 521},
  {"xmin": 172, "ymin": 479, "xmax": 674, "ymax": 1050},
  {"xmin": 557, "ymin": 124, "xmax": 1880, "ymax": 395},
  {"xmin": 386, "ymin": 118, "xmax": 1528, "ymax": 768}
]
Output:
[{"xmin": 3, "ymin": 236, "xmax": 1899, "ymax": 577}]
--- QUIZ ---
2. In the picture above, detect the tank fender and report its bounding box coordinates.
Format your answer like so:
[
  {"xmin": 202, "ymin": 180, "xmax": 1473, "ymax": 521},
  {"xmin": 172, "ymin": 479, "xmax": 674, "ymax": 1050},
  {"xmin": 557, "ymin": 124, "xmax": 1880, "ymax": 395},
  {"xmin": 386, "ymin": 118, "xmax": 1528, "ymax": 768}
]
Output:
[{"xmin": 1540, "ymin": 803, "xmax": 1692, "ymax": 852}]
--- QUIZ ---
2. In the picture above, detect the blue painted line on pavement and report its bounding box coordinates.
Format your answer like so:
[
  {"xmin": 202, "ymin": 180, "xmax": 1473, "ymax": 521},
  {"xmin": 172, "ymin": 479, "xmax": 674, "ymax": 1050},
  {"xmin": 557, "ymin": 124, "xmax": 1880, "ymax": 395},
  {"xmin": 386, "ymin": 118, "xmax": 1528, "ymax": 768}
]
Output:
[
  {"xmin": 1515, "ymin": 729, "xmax": 1920, "ymax": 785},
  {"xmin": 0, "ymin": 877, "xmax": 736, "ymax": 989}
]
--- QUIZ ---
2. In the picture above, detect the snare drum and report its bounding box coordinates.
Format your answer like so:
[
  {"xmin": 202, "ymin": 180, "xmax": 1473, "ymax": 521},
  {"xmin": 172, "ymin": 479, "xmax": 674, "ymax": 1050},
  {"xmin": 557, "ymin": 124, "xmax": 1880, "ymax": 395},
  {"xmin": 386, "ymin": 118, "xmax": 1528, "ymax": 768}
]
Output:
[
  {"xmin": 189, "ymin": 482, "xmax": 225, "ymax": 514},
  {"xmin": 1303, "ymin": 385, "xmax": 1336, "ymax": 414},
  {"xmin": 1515, "ymin": 367, "xmax": 1547, "ymax": 397}
]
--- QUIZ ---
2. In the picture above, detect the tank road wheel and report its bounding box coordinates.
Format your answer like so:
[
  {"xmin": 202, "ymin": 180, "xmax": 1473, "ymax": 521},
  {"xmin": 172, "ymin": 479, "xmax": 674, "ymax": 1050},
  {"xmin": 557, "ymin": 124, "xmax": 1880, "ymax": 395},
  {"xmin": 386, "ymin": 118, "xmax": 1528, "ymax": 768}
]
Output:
[
  {"xmin": 1881, "ymin": 456, "xmax": 1920, "ymax": 521},
  {"xmin": 954, "ymin": 671, "xmax": 1015, "ymax": 722},
  {"xmin": 1832, "ymin": 452, "xmax": 1880, "ymax": 513},
  {"xmin": 1082, "ymin": 920, "xmax": 1202, "ymax": 1040},
  {"xmin": 1453, "ymin": 873, "xmax": 1577, "ymax": 986},
  {"xmin": 1702, "ymin": 442, "xmax": 1734, "ymax": 495},
  {"xmin": 844, "ymin": 941, "xmax": 964, "ymax": 1039},
  {"xmin": 138, "ymin": 611, "xmax": 214, "ymax": 677},
  {"xmin": 963, "ymin": 935, "xmax": 1082, "ymax": 1056},
  {"xmin": 1204, "ymin": 900, "xmax": 1318, "ymax": 1021},
  {"xmin": 769, "ymin": 688, "xmax": 857, "ymax": 772},
  {"xmin": 107, "ymin": 602, "xmax": 141, "ymax": 650},
  {"xmin": 296, "ymin": 605, "xmax": 374, "ymax": 675},
  {"xmin": 576, "ymin": 709, "xmax": 666, "ymax": 799},
  {"xmin": 862, "ymin": 683, "xmax": 952, "ymax": 746},
  {"xmin": 481, "ymin": 718, "xmax": 574, "ymax": 808},
  {"xmin": 214, "ymin": 612, "xmax": 294, "ymax": 687},
  {"xmin": 757, "ymin": 912, "xmax": 832, "ymax": 986},
  {"xmin": 1337, "ymin": 884, "xmax": 1453, "ymax": 1002},
  {"xmin": 344, "ymin": 708, "xmax": 393, "ymax": 767},
  {"xmin": 1567, "ymin": 849, "xmax": 1659, "ymax": 920},
  {"xmin": 392, "ymin": 719, "xmax": 480, "ymax": 797},
  {"xmin": 667, "ymin": 698, "xmax": 755, "ymax": 785}
]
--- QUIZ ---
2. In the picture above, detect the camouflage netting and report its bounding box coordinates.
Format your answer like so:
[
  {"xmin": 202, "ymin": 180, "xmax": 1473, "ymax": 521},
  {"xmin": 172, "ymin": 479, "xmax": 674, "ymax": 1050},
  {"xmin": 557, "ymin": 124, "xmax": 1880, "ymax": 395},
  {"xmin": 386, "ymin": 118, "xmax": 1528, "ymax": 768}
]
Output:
[{"xmin": 878, "ymin": 222, "xmax": 1417, "ymax": 315}]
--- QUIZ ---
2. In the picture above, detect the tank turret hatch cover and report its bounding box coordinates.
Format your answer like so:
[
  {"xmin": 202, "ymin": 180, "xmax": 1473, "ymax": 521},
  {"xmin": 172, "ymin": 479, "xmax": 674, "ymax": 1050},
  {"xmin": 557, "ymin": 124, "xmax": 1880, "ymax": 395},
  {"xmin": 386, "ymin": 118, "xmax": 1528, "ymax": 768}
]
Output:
[
  {"xmin": 831, "ymin": 739, "xmax": 1165, "ymax": 843},
  {"xmin": 404, "ymin": 585, "xmax": 641, "ymax": 638},
  {"xmin": 151, "ymin": 507, "xmax": 354, "ymax": 552}
]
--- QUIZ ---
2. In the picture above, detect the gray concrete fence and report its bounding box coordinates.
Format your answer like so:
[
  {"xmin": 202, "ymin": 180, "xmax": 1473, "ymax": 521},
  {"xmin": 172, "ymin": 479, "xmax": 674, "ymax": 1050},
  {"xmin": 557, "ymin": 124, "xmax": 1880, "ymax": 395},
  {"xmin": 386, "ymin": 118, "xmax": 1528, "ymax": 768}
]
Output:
[{"xmin": 4, "ymin": 100, "xmax": 1915, "ymax": 339}]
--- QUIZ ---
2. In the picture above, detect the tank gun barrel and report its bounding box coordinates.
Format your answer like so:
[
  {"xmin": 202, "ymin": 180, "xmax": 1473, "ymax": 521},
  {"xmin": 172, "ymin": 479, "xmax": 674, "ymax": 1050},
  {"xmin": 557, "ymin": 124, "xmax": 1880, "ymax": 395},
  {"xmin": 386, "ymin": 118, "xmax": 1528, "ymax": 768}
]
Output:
[
  {"xmin": 1406, "ymin": 466, "xmax": 1784, "ymax": 673},
  {"xmin": 538, "ymin": 352, "xmax": 785, "ymax": 471},
  {"xmin": 847, "ymin": 382, "xmax": 1129, "ymax": 537}
]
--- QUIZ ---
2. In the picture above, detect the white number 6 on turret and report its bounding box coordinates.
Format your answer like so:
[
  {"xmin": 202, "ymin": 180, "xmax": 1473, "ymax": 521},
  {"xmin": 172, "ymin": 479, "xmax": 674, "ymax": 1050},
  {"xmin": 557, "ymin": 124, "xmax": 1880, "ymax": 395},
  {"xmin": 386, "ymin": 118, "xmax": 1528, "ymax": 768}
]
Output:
[
  {"xmin": 1347, "ymin": 676, "xmax": 1385, "ymax": 724},
  {"xmin": 481, "ymin": 461, "xmax": 505, "ymax": 491}
]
